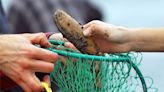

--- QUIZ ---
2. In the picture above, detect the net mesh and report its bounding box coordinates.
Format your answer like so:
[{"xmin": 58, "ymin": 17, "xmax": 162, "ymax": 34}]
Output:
[{"xmin": 48, "ymin": 40, "xmax": 158, "ymax": 92}]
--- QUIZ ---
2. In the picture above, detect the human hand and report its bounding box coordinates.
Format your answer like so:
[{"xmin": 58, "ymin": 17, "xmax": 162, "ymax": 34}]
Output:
[
  {"xmin": 83, "ymin": 20, "xmax": 131, "ymax": 53},
  {"xmin": 0, "ymin": 33, "xmax": 58, "ymax": 92}
]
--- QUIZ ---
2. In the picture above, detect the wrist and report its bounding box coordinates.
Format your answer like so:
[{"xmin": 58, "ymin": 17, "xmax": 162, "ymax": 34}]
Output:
[
  {"xmin": 106, "ymin": 26, "xmax": 133, "ymax": 52},
  {"xmin": 109, "ymin": 26, "xmax": 131, "ymax": 44},
  {"xmin": 124, "ymin": 28, "xmax": 164, "ymax": 52},
  {"xmin": 120, "ymin": 28, "xmax": 139, "ymax": 52},
  {"xmin": 116, "ymin": 27, "xmax": 135, "ymax": 52}
]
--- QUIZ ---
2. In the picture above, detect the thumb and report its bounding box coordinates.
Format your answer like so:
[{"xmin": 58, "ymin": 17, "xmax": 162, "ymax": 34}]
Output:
[{"xmin": 23, "ymin": 33, "xmax": 51, "ymax": 47}]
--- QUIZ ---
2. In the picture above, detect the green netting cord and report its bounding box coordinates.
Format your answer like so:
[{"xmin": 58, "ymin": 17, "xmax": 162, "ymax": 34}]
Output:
[{"xmin": 47, "ymin": 40, "xmax": 158, "ymax": 92}]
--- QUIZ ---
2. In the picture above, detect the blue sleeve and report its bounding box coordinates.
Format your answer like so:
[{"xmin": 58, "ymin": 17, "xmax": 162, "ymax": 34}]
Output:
[{"xmin": 0, "ymin": 0, "xmax": 10, "ymax": 34}]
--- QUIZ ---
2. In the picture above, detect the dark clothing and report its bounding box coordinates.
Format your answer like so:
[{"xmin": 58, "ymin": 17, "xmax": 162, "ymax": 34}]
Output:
[
  {"xmin": 8, "ymin": 0, "xmax": 102, "ymax": 34},
  {"xmin": 0, "ymin": 0, "xmax": 10, "ymax": 33}
]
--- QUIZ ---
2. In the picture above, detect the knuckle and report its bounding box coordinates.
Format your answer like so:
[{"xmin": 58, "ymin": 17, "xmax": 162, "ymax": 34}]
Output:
[
  {"xmin": 21, "ymin": 45, "xmax": 35, "ymax": 57},
  {"xmin": 19, "ymin": 59, "xmax": 30, "ymax": 69},
  {"xmin": 25, "ymin": 46, "xmax": 36, "ymax": 58},
  {"xmin": 25, "ymin": 51, "xmax": 34, "ymax": 58},
  {"xmin": 35, "ymin": 32, "xmax": 47, "ymax": 41}
]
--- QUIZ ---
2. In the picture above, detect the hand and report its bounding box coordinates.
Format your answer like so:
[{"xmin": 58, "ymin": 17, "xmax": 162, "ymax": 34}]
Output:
[
  {"xmin": 0, "ymin": 33, "xmax": 58, "ymax": 92},
  {"xmin": 83, "ymin": 20, "xmax": 131, "ymax": 53}
]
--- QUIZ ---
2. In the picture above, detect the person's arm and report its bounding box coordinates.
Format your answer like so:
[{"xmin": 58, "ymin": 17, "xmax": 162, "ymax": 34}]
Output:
[
  {"xmin": 83, "ymin": 20, "xmax": 164, "ymax": 53},
  {"xmin": 125, "ymin": 28, "xmax": 164, "ymax": 52}
]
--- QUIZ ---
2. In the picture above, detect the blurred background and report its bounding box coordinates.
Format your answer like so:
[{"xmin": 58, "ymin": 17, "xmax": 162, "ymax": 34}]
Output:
[{"xmin": 2, "ymin": 0, "xmax": 164, "ymax": 91}]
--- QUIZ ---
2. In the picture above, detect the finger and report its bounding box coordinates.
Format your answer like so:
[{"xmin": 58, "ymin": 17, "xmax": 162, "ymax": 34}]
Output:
[
  {"xmin": 31, "ymin": 33, "xmax": 51, "ymax": 47},
  {"xmin": 83, "ymin": 25, "xmax": 109, "ymax": 37},
  {"xmin": 64, "ymin": 42, "xmax": 77, "ymax": 50},
  {"xmin": 20, "ymin": 72, "xmax": 43, "ymax": 92},
  {"xmin": 43, "ymin": 75, "xmax": 51, "ymax": 86},
  {"xmin": 29, "ymin": 46, "xmax": 59, "ymax": 63},
  {"xmin": 29, "ymin": 60, "xmax": 54, "ymax": 73},
  {"xmin": 7, "ymin": 71, "xmax": 32, "ymax": 92},
  {"xmin": 0, "ymin": 64, "xmax": 32, "ymax": 92},
  {"xmin": 15, "ymin": 79, "xmax": 32, "ymax": 92}
]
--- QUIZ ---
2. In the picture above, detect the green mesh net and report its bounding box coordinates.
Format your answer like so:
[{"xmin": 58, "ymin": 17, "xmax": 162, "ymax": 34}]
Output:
[{"xmin": 47, "ymin": 40, "xmax": 158, "ymax": 92}]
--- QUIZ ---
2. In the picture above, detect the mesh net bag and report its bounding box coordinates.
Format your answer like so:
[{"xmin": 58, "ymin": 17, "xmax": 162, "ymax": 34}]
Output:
[{"xmin": 48, "ymin": 40, "xmax": 158, "ymax": 92}]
